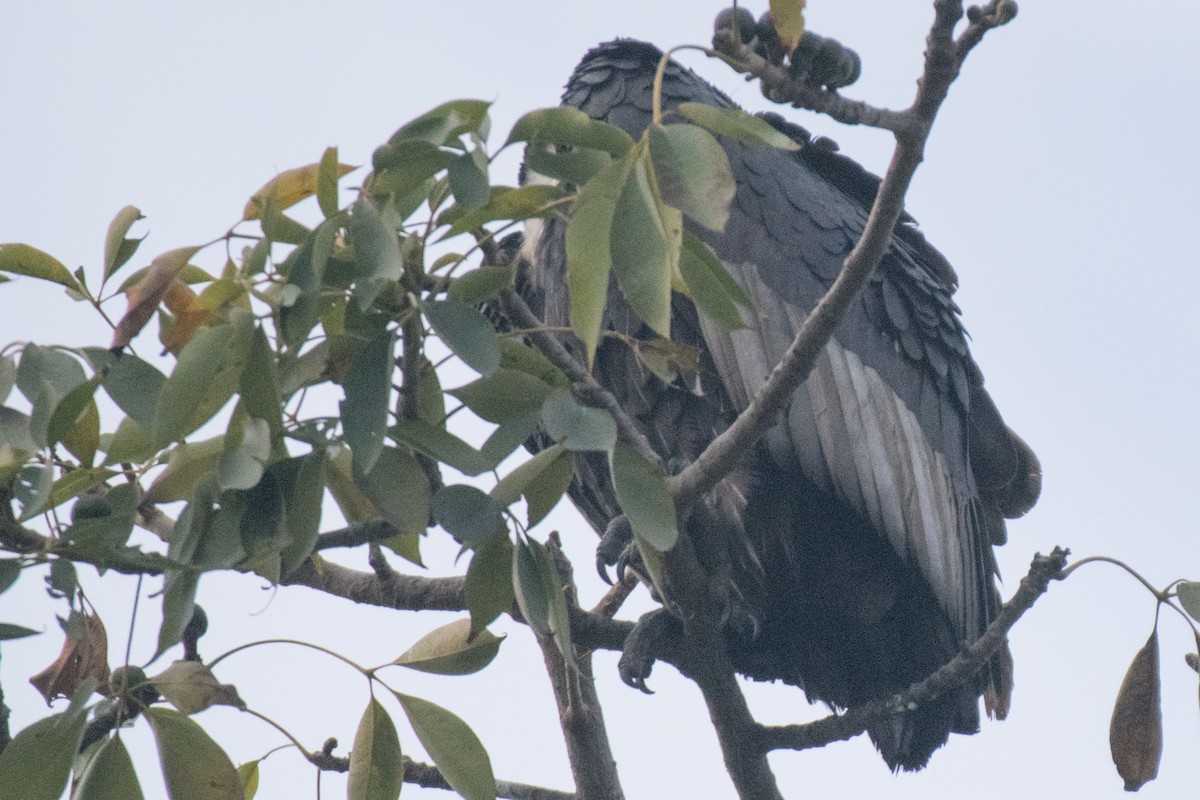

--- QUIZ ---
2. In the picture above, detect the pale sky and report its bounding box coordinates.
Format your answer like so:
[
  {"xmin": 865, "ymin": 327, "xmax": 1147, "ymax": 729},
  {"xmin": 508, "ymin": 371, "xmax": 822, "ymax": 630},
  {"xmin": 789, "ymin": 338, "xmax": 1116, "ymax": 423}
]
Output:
[{"xmin": 2, "ymin": 2, "xmax": 1200, "ymax": 799}]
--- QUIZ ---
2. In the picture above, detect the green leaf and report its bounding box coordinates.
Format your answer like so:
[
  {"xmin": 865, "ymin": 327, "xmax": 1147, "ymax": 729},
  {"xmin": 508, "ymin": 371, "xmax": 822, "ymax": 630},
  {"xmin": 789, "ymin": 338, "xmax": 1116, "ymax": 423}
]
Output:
[
  {"xmin": 47, "ymin": 377, "xmax": 101, "ymax": 450},
  {"xmin": 340, "ymin": 330, "xmax": 394, "ymax": 475},
  {"xmin": 443, "ymin": 184, "xmax": 568, "ymax": 236},
  {"xmin": 61, "ymin": 483, "xmax": 137, "ymax": 556},
  {"xmin": 446, "ymin": 264, "xmax": 515, "ymax": 306},
  {"xmin": 422, "ymin": 299, "xmax": 500, "ymax": 376},
  {"xmin": 387, "ymin": 99, "xmax": 491, "ymax": 147},
  {"xmin": 565, "ymin": 150, "xmax": 637, "ymax": 364},
  {"xmin": 357, "ymin": 446, "xmax": 430, "ymax": 536},
  {"xmin": 464, "ymin": 535, "xmax": 514, "ymax": 637},
  {"xmin": 116, "ymin": 263, "xmax": 215, "ymax": 294},
  {"xmin": 238, "ymin": 327, "xmax": 284, "ymax": 444},
  {"xmin": 0, "ymin": 559, "xmax": 21, "ymax": 595},
  {"xmin": 392, "ymin": 618, "xmax": 503, "ymax": 675},
  {"xmin": 523, "ymin": 144, "xmax": 612, "ymax": 186},
  {"xmin": 370, "ymin": 139, "xmax": 456, "ymax": 198},
  {"xmin": 490, "ymin": 442, "xmax": 566, "ymax": 516},
  {"xmin": 675, "ymin": 102, "xmax": 801, "ymax": 151},
  {"xmin": 72, "ymin": 733, "xmax": 145, "ymax": 800},
  {"xmin": 0, "ymin": 406, "xmax": 37, "ymax": 453},
  {"xmin": 497, "ymin": 339, "xmax": 569, "ymax": 389},
  {"xmin": 153, "ymin": 320, "xmax": 248, "ymax": 448},
  {"xmin": 145, "ymin": 707, "xmax": 244, "ymax": 800},
  {"xmin": 317, "ymin": 146, "xmax": 344, "ymax": 219},
  {"xmin": 770, "ymin": 0, "xmax": 806, "ymax": 54},
  {"xmin": 278, "ymin": 451, "xmax": 327, "ymax": 576},
  {"xmin": 47, "ymin": 467, "xmax": 118, "ymax": 513},
  {"xmin": 349, "ymin": 196, "xmax": 402, "ymax": 311},
  {"xmin": 512, "ymin": 536, "xmax": 551, "ymax": 636},
  {"xmin": 101, "ymin": 416, "xmax": 156, "ymax": 465},
  {"xmin": 390, "ymin": 413, "xmax": 537, "ymax": 477},
  {"xmin": 433, "ymin": 484, "xmax": 505, "ymax": 547},
  {"xmin": 0, "ymin": 682, "xmax": 92, "ymax": 800},
  {"xmin": 523, "ymin": 450, "xmax": 572, "ymax": 527},
  {"xmin": 1177, "ymin": 582, "xmax": 1200, "ymax": 622},
  {"xmin": 144, "ymin": 436, "xmax": 226, "ymax": 505},
  {"xmin": 609, "ymin": 440, "xmax": 678, "ymax": 551},
  {"xmin": 394, "ymin": 692, "xmax": 496, "ymax": 800},
  {"xmin": 506, "ymin": 106, "xmax": 633, "ymax": 156},
  {"xmin": 610, "ymin": 150, "xmax": 676, "ymax": 339},
  {"xmin": 236, "ymin": 761, "xmax": 260, "ymax": 800},
  {"xmin": 541, "ymin": 389, "xmax": 616, "ymax": 452},
  {"xmin": 0, "ymin": 243, "xmax": 77, "ymax": 288},
  {"xmin": 448, "ymin": 150, "xmax": 490, "ymax": 211},
  {"xmin": 97, "ymin": 351, "xmax": 166, "ymax": 432},
  {"xmin": 62, "ymin": 396, "xmax": 100, "ymax": 467},
  {"xmin": 218, "ymin": 417, "xmax": 271, "ymax": 491},
  {"xmin": 14, "ymin": 461, "xmax": 54, "ymax": 521},
  {"xmin": 648, "ymin": 123, "xmax": 735, "ymax": 232},
  {"xmin": 103, "ymin": 205, "xmax": 146, "ymax": 283},
  {"xmin": 0, "ymin": 354, "xmax": 16, "ymax": 404},
  {"xmin": 151, "ymin": 660, "xmax": 245, "ymax": 715},
  {"xmin": 449, "ymin": 369, "xmax": 553, "ymax": 424},
  {"xmin": 678, "ymin": 231, "xmax": 748, "ymax": 330},
  {"xmin": 348, "ymin": 698, "xmax": 405, "ymax": 800},
  {"xmin": 0, "ymin": 622, "xmax": 39, "ymax": 639}
]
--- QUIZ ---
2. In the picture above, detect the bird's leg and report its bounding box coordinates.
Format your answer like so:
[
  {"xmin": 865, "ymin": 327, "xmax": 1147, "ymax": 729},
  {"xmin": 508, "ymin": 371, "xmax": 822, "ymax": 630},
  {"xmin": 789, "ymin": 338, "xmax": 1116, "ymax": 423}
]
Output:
[
  {"xmin": 618, "ymin": 608, "xmax": 681, "ymax": 694},
  {"xmin": 596, "ymin": 514, "xmax": 633, "ymax": 585}
]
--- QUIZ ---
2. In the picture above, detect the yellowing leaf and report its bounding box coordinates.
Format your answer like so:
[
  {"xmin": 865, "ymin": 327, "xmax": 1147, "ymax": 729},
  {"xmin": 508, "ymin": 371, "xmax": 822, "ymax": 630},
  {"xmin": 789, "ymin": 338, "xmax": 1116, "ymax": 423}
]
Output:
[
  {"xmin": 392, "ymin": 618, "xmax": 503, "ymax": 675},
  {"xmin": 770, "ymin": 0, "xmax": 806, "ymax": 55},
  {"xmin": 111, "ymin": 246, "xmax": 201, "ymax": 350},
  {"xmin": 243, "ymin": 161, "xmax": 356, "ymax": 221},
  {"xmin": 151, "ymin": 660, "xmax": 245, "ymax": 714}
]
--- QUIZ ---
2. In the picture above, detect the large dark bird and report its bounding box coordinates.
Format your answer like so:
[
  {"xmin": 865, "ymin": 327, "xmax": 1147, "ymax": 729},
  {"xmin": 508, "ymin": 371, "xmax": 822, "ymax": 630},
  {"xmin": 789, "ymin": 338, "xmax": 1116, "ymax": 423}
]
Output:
[{"xmin": 521, "ymin": 40, "xmax": 1041, "ymax": 771}]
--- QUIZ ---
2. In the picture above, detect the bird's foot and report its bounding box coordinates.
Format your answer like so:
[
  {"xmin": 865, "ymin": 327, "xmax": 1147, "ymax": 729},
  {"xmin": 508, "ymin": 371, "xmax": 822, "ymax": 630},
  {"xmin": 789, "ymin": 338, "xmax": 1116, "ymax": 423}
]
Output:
[
  {"xmin": 596, "ymin": 514, "xmax": 634, "ymax": 585},
  {"xmin": 618, "ymin": 609, "xmax": 678, "ymax": 694}
]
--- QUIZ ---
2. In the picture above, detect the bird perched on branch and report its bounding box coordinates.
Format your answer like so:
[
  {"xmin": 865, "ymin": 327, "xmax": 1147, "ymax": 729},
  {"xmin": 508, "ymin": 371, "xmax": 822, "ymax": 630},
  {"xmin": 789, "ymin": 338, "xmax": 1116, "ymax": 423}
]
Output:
[{"xmin": 520, "ymin": 38, "xmax": 1040, "ymax": 771}]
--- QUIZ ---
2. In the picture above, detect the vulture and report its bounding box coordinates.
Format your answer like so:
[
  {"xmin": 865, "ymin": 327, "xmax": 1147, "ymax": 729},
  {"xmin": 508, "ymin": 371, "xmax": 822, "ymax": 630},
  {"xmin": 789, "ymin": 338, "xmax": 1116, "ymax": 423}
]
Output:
[{"xmin": 519, "ymin": 39, "xmax": 1041, "ymax": 771}]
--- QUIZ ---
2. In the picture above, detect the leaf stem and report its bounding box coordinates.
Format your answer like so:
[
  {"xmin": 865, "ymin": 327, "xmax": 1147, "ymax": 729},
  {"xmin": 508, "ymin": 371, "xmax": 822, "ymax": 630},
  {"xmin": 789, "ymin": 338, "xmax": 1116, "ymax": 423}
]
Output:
[{"xmin": 206, "ymin": 638, "xmax": 370, "ymax": 674}]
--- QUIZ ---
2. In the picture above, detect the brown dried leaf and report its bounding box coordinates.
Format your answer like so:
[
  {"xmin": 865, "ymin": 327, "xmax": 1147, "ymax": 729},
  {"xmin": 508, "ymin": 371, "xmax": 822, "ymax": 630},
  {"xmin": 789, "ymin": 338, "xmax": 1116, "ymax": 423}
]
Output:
[
  {"xmin": 29, "ymin": 609, "xmax": 110, "ymax": 704},
  {"xmin": 111, "ymin": 246, "xmax": 200, "ymax": 350},
  {"xmin": 1109, "ymin": 629, "xmax": 1162, "ymax": 792}
]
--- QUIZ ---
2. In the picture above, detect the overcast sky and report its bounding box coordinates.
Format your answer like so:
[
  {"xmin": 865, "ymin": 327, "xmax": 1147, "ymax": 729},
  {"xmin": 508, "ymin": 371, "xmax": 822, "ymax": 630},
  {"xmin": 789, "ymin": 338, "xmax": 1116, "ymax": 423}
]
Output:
[{"xmin": 3, "ymin": 2, "xmax": 1200, "ymax": 798}]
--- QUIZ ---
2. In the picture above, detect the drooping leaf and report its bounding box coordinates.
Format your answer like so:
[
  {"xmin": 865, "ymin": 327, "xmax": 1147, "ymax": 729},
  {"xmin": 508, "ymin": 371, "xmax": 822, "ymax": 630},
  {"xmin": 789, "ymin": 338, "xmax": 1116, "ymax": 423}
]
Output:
[
  {"xmin": 0, "ymin": 243, "xmax": 77, "ymax": 288},
  {"xmin": 145, "ymin": 707, "xmax": 244, "ymax": 800},
  {"xmin": 47, "ymin": 377, "xmax": 101, "ymax": 451},
  {"xmin": 61, "ymin": 396, "xmax": 101, "ymax": 467},
  {"xmin": 349, "ymin": 196, "xmax": 403, "ymax": 311},
  {"xmin": 422, "ymin": 299, "xmax": 501, "ymax": 377},
  {"xmin": 490, "ymin": 443, "xmax": 566, "ymax": 510},
  {"xmin": 236, "ymin": 760, "xmax": 260, "ymax": 800},
  {"xmin": 102, "ymin": 205, "xmax": 146, "ymax": 283},
  {"xmin": 392, "ymin": 619, "xmax": 503, "ymax": 675},
  {"xmin": 610, "ymin": 151, "xmax": 676, "ymax": 339},
  {"xmin": 448, "ymin": 149, "xmax": 490, "ymax": 211},
  {"xmin": 347, "ymin": 698, "xmax": 405, "ymax": 800},
  {"xmin": 340, "ymin": 330, "xmax": 394, "ymax": 475},
  {"xmin": 0, "ymin": 682, "xmax": 93, "ymax": 800},
  {"xmin": 357, "ymin": 446, "xmax": 430, "ymax": 536},
  {"xmin": 647, "ymin": 123, "xmax": 735, "ymax": 232},
  {"xmin": 609, "ymin": 440, "xmax": 678, "ymax": 552},
  {"xmin": 512, "ymin": 537, "xmax": 553, "ymax": 637},
  {"xmin": 317, "ymin": 146, "xmax": 347, "ymax": 219},
  {"xmin": 523, "ymin": 450, "xmax": 573, "ymax": 528},
  {"xmin": 277, "ymin": 451, "xmax": 327, "ymax": 576},
  {"xmin": 72, "ymin": 733, "xmax": 145, "ymax": 800},
  {"xmin": 111, "ymin": 246, "xmax": 201, "ymax": 350},
  {"xmin": 151, "ymin": 660, "xmax": 245, "ymax": 715},
  {"xmin": 675, "ymin": 102, "xmax": 801, "ymax": 151},
  {"xmin": 243, "ymin": 160, "xmax": 356, "ymax": 220},
  {"xmin": 678, "ymin": 231, "xmax": 748, "ymax": 330},
  {"xmin": 394, "ymin": 692, "xmax": 496, "ymax": 800},
  {"xmin": 464, "ymin": 535, "xmax": 515, "ymax": 637},
  {"xmin": 29, "ymin": 608, "xmax": 110, "ymax": 703},
  {"xmin": 564, "ymin": 150, "xmax": 636, "ymax": 365},
  {"xmin": 541, "ymin": 389, "xmax": 616, "ymax": 453},
  {"xmin": 433, "ymin": 484, "xmax": 505, "ymax": 547},
  {"xmin": 218, "ymin": 417, "xmax": 271, "ymax": 491},
  {"xmin": 1109, "ymin": 628, "xmax": 1163, "ymax": 791},
  {"xmin": 143, "ymin": 436, "xmax": 226, "ymax": 505}
]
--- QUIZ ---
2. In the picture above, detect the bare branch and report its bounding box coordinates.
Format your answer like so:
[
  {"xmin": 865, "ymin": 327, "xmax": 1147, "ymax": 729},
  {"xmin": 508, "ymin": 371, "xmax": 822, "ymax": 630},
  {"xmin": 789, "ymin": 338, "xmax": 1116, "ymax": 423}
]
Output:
[
  {"xmin": 759, "ymin": 548, "xmax": 1068, "ymax": 753},
  {"xmin": 312, "ymin": 750, "xmax": 575, "ymax": 800},
  {"xmin": 281, "ymin": 558, "xmax": 466, "ymax": 612}
]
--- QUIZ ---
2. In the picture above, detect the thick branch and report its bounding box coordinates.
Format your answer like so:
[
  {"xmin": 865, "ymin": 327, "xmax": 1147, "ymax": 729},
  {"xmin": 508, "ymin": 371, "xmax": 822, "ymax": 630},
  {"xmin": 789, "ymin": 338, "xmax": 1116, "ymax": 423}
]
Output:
[
  {"xmin": 759, "ymin": 548, "xmax": 1068, "ymax": 752},
  {"xmin": 281, "ymin": 558, "xmax": 466, "ymax": 612},
  {"xmin": 537, "ymin": 534, "xmax": 625, "ymax": 800}
]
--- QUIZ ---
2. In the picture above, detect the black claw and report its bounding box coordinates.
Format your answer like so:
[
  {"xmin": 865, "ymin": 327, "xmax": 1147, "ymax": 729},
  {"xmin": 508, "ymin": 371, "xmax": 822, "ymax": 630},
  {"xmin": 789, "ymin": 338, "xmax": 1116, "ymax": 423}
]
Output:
[
  {"xmin": 596, "ymin": 514, "xmax": 633, "ymax": 586},
  {"xmin": 596, "ymin": 553, "xmax": 614, "ymax": 586}
]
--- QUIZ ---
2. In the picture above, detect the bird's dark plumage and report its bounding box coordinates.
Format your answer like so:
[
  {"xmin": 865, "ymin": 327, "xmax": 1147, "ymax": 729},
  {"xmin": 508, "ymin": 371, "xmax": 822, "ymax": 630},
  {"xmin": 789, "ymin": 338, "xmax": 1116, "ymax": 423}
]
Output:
[{"xmin": 522, "ymin": 40, "xmax": 1040, "ymax": 771}]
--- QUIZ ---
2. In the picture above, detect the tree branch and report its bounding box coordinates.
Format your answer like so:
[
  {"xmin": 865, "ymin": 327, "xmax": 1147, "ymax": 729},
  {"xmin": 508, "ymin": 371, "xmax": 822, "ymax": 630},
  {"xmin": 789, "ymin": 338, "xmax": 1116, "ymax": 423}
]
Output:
[
  {"xmin": 281, "ymin": 557, "xmax": 466, "ymax": 612},
  {"xmin": 759, "ymin": 548, "xmax": 1068, "ymax": 753},
  {"xmin": 537, "ymin": 533, "xmax": 626, "ymax": 800},
  {"xmin": 669, "ymin": 0, "xmax": 1016, "ymax": 507}
]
